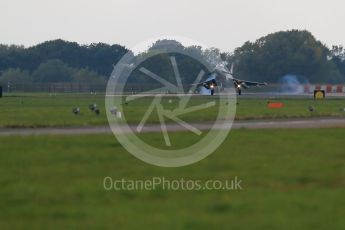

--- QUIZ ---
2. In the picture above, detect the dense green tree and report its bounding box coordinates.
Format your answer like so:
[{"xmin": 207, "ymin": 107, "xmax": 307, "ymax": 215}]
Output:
[
  {"xmin": 330, "ymin": 45, "xmax": 345, "ymax": 77},
  {"xmin": 128, "ymin": 40, "xmax": 214, "ymax": 85},
  {"xmin": 0, "ymin": 68, "xmax": 31, "ymax": 84},
  {"xmin": 32, "ymin": 59, "xmax": 72, "ymax": 83},
  {"xmin": 0, "ymin": 40, "xmax": 129, "ymax": 76},
  {"xmin": 232, "ymin": 30, "xmax": 344, "ymax": 83},
  {"xmin": 71, "ymin": 68, "xmax": 107, "ymax": 85}
]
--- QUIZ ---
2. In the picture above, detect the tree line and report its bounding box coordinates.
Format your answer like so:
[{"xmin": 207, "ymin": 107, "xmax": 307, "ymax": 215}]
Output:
[
  {"xmin": 229, "ymin": 30, "xmax": 345, "ymax": 83},
  {"xmin": 0, "ymin": 40, "xmax": 129, "ymax": 85},
  {"xmin": 1, "ymin": 30, "xmax": 345, "ymax": 85}
]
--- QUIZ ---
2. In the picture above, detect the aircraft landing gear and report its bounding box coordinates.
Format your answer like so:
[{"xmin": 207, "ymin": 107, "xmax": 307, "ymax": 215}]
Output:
[{"xmin": 211, "ymin": 89, "xmax": 214, "ymax": 96}]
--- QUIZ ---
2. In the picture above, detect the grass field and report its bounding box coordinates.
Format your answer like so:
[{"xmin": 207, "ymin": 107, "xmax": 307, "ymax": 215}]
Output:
[
  {"xmin": 1, "ymin": 129, "xmax": 344, "ymax": 229},
  {"xmin": 1, "ymin": 93, "xmax": 345, "ymax": 127}
]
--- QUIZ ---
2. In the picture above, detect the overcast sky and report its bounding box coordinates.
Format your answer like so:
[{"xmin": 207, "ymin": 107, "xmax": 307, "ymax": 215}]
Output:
[{"xmin": 0, "ymin": 0, "xmax": 343, "ymax": 52}]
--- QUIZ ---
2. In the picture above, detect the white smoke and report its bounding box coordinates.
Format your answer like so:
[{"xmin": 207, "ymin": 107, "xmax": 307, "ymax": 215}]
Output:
[
  {"xmin": 200, "ymin": 87, "xmax": 212, "ymax": 95},
  {"xmin": 279, "ymin": 74, "xmax": 308, "ymax": 94}
]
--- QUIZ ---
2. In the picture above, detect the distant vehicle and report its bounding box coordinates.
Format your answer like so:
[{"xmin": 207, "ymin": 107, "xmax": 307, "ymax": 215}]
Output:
[{"xmin": 196, "ymin": 64, "xmax": 268, "ymax": 95}]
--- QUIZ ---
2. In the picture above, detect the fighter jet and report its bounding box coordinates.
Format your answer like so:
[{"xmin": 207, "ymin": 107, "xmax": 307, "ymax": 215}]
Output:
[
  {"xmin": 197, "ymin": 74, "xmax": 218, "ymax": 96},
  {"xmin": 197, "ymin": 64, "xmax": 268, "ymax": 95}
]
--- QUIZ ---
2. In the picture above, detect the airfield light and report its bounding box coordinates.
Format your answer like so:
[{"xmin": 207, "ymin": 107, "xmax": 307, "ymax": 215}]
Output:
[
  {"xmin": 308, "ymin": 105, "xmax": 315, "ymax": 112},
  {"xmin": 110, "ymin": 106, "xmax": 117, "ymax": 115},
  {"xmin": 72, "ymin": 107, "xmax": 80, "ymax": 115},
  {"xmin": 89, "ymin": 104, "xmax": 98, "ymax": 111}
]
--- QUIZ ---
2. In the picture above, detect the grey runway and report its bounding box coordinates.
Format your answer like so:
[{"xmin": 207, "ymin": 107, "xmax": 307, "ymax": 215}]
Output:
[{"xmin": 1, "ymin": 117, "xmax": 345, "ymax": 136}]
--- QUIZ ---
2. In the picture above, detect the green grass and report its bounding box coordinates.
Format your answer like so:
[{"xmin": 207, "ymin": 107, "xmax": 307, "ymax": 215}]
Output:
[
  {"xmin": 236, "ymin": 98, "xmax": 345, "ymax": 120},
  {"xmin": 0, "ymin": 129, "xmax": 344, "ymax": 229},
  {"xmin": 0, "ymin": 93, "xmax": 107, "ymax": 127},
  {"xmin": 1, "ymin": 93, "xmax": 345, "ymax": 127}
]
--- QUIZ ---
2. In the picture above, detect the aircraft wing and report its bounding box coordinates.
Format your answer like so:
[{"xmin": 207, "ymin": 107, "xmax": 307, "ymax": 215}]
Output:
[
  {"xmin": 234, "ymin": 79, "xmax": 268, "ymax": 87},
  {"xmin": 191, "ymin": 75, "xmax": 218, "ymax": 89}
]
